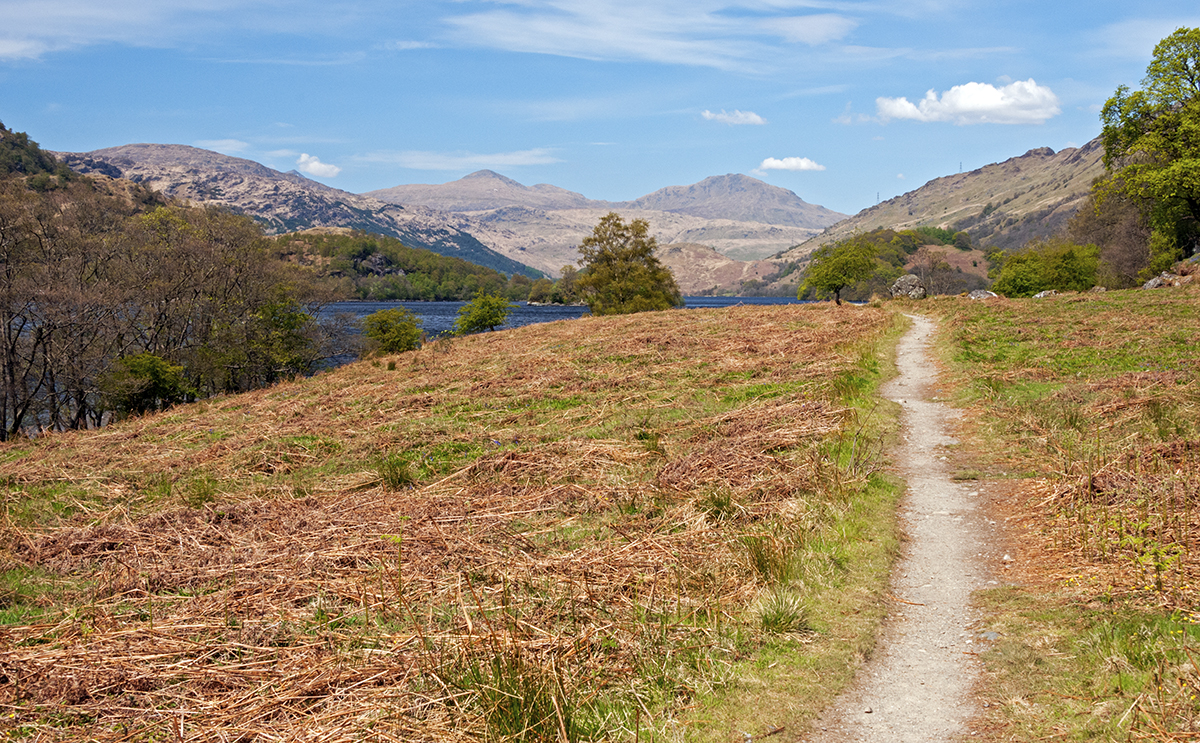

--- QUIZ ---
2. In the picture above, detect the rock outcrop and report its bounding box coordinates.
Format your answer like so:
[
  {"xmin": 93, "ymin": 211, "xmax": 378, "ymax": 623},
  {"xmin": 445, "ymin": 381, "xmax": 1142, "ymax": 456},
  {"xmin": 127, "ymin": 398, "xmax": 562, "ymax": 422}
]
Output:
[{"xmin": 890, "ymin": 274, "xmax": 927, "ymax": 299}]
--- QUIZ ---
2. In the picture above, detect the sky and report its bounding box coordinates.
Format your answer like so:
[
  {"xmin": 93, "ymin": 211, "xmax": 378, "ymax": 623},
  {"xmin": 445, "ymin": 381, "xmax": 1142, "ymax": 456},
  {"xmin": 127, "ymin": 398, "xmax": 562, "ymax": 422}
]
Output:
[{"xmin": 2, "ymin": 1, "xmax": 1198, "ymax": 216}]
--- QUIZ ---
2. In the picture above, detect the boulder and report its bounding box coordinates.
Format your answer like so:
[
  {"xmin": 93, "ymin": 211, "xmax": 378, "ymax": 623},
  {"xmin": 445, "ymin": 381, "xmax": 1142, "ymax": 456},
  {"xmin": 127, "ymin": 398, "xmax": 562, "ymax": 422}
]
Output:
[
  {"xmin": 890, "ymin": 274, "xmax": 926, "ymax": 300},
  {"xmin": 1143, "ymin": 272, "xmax": 1182, "ymax": 289},
  {"xmin": 968, "ymin": 289, "xmax": 999, "ymax": 300},
  {"xmin": 1032, "ymin": 289, "xmax": 1059, "ymax": 299}
]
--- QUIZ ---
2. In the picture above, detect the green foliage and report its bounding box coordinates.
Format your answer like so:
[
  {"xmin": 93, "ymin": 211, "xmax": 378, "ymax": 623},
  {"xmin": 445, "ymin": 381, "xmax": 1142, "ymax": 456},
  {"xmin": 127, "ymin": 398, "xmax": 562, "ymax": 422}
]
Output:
[
  {"xmin": 574, "ymin": 212, "xmax": 683, "ymax": 315},
  {"xmin": 454, "ymin": 290, "xmax": 516, "ymax": 335},
  {"xmin": 362, "ymin": 308, "xmax": 423, "ymax": 354},
  {"xmin": 100, "ymin": 353, "xmax": 193, "ymax": 417},
  {"xmin": 289, "ymin": 231, "xmax": 522, "ymax": 301},
  {"xmin": 914, "ymin": 225, "xmax": 957, "ymax": 245},
  {"xmin": 0, "ymin": 121, "xmax": 75, "ymax": 184},
  {"xmin": 1099, "ymin": 27, "xmax": 1200, "ymax": 265},
  {"xmin": 799, "ymin": 236, "xmax": 878, "ymax": 304},
  {"xmin": 990, "ymin": 238, "xmax": 1100, "ymax": 297}
]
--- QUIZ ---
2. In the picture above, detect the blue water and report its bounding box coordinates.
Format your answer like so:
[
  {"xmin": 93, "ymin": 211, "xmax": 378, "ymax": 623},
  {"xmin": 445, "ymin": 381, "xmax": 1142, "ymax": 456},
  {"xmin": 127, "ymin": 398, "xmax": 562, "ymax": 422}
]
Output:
[{"xmin": 325, "ymin": 296, "xmax": 806, "ymax": 337}]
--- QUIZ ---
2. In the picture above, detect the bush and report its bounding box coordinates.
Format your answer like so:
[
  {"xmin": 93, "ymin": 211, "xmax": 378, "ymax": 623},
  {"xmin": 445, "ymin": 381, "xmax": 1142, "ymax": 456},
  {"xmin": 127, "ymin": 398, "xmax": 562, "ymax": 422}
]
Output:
[
  {"xmin": 101, "ymin": 353, "xmax": 193, "ymax": 417},
  {"xmin": 362, "ymin": 308, "xmax": 423, "ymax": 354},
  {"xmin": 991, "ymin": 238, "xmax": 1100, "ymax": 297}
]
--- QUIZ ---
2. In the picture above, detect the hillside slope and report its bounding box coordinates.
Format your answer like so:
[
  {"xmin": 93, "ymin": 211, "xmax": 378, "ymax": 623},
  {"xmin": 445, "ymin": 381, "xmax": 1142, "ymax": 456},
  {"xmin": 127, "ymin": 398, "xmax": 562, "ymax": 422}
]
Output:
[
  {"xmin": 780, "ymin": 137, "xmax": 1106, "ymax": 262},
  {"xmin": 57, "ymin": 144, "xmax": 540, "ymax": 277},
  {"xmin": 367, "ymin": 170, "xmax": 845, "ymax": 270}
]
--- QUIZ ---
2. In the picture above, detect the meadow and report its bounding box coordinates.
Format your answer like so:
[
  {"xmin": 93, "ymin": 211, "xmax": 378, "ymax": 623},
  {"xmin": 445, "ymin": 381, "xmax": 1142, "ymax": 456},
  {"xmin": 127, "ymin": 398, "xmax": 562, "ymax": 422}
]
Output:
[
  {"xmin": 0, "ymin": 304, "xmax": 905, "ymax": 742},
  {"xmin": 925, "ymin": 285, "xmax": 1200, "ymax": 741}
]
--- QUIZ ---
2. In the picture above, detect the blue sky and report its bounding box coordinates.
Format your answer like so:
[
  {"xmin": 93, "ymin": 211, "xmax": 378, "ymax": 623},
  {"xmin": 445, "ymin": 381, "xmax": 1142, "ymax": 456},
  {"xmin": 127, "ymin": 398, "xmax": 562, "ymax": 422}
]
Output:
[{"xmin": 2, "ymin": 1, "xmax": 1198, "ymax": 215}]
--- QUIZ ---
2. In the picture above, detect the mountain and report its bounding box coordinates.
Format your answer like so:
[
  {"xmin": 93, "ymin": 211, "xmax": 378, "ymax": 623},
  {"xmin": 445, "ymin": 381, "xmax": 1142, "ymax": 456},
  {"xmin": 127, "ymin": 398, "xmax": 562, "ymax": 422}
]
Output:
[
  {"xmin": 366, "ymin": 170, "xmax": 846, "ymax": 270},
  {"xmin": 780, "ymin": 137, "xmax": 1106, "ymax": 262},
  {"xmin": 620, "ymin": 174, "xmax": 845, "ymax": 229},
  {"xmin": 367, "ymin": 169, "xmax": 608, "ymax": 212},
  {"xmin": 56, "ymin": 144, "xmax": 540, "ymax": 277}
]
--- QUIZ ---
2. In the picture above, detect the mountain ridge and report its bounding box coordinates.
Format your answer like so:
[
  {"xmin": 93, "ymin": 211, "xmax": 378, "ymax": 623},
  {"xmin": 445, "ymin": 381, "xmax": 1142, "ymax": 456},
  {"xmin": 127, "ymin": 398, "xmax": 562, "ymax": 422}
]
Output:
[{"xmin": 55, "ymin": 145, "xmax": 541, "ymax": 278}]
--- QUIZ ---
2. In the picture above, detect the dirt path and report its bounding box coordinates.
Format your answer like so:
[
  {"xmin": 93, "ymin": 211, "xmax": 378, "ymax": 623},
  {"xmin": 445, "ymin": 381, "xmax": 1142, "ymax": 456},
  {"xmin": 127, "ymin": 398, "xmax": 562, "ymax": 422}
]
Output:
[{"xmin": 804, "ymin": 314, "xmax": 1000, "ymax": 742}]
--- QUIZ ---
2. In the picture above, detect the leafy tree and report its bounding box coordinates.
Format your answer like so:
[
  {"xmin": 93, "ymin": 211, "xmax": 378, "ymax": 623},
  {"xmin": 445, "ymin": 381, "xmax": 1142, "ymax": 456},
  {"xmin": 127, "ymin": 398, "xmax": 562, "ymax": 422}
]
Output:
[
  {"xmin": 575, "ymin": 213, "xmax": 682, "ymax": 315},
  {"xmin": 1099, "ymin": 27, "xmax": 1200, "ymax": 271},
  {"xmin": 799, "ymin": 237, "xmax": 878, "ymax": 305},
  {"xmin": 363, "ymin": 307, "xmax": 423, "ymax": 354},
  {"xmin": 454, "ymin": 290, "xmax": 515, "ymax": 335},
  {"xmin": 990, "ymin": 238, "xmax": 1099, "ymax": 297}
]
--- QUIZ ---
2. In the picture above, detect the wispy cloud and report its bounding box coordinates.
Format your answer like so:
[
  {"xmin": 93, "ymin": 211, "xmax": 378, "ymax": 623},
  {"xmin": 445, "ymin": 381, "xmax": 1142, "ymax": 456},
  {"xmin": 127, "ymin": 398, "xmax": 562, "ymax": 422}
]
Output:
[
  {"xmin": 876, "ymin": 79, "xmax": 1061, "ymax": 125},
  {"xmin": 195, "ymin": 138, "xmax": 249, "ymax": 154},
  {"xmin": 442, "ymin": 2, "xmax": 861, "ymax": 71},
  {"xmin": 297, "ymin": 153, "xmax": 341, "ymax": 178},
  {"xmin": 0, "ymin": 0, "xmax": 358, "ymax": 60},
  {"xmin": 767, "ymin": 14, "xmax": 858, "ymax": 45},
  {"xmin": 757, "ymin": 156, "xmax": 826, "ymax": 172},
  {"xmin": 360, "ymin": 148, "xmax": 563, "ymax": 170},
  {"xmin": 702, "ymin": 109, "xmax": 766, "ymax": 125}
]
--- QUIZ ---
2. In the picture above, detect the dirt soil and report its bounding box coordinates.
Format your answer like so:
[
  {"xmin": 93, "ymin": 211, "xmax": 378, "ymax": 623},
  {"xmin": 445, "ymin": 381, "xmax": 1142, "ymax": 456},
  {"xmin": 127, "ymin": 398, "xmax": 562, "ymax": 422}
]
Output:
[{"xmin": 804, "ymin": 314, "xmax": 1005, "ymax": 742}]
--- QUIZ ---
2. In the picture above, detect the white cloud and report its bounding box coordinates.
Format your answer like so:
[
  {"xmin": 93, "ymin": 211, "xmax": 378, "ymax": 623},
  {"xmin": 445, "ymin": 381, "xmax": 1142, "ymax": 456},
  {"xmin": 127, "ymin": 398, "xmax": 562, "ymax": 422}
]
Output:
[
  {"xmin": 876, "ymin": 79, "xmax": 1061, "ymax": 125},
  {"xmin": 757, "ymin": 156, "xmax": 826, "ymax": 172},
  {"xmin": 769, "ymin": 14, "xmax": 858, "ymax": 45},
  {"xmin": 702, "ymin": 109, "xmax": 766, "ymax": 125},
  {"xmin": 360, "ymin": 148, "xmax": 562, "ymax": 170},
  {"xmin": 195, "ymin": 139, "xmax": 249, "ymax": 154},
  {"xmin": 385, "ymin": 40, "xmax": 438, "ymax": 51},
  {"xmin": 296, "ymin": 153, "xmax": 341, "ymax": 178},
  {"xmin": 442, "ymin": 3, "xmax": 864, "ymax": 72}
]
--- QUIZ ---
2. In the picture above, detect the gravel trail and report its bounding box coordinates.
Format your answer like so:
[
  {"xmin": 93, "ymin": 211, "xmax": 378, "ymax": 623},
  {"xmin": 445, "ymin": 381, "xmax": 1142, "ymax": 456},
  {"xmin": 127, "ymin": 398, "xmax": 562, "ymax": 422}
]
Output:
[{"xmin": 804, "ymin": 314, "xmax": 999, "ymax": 742}]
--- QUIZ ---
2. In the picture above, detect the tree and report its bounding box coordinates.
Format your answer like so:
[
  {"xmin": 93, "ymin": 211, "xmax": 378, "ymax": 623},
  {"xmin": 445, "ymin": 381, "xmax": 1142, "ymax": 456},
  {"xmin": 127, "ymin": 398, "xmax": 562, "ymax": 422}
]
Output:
[
  {"xmin": 363, "ymin": 307, "xmax": 423, "ymax": 354},
  {"xmin": 454, "ymin": 290, "xmax": 515, "ymax": 335},
  {"xmin": 575, "ymin": 213, "xmax": 682, "ymax": 315},
  {"xmin": 799, "ymin": 237, "xmax": 878, "ymax": 304},
  {"xmin": 1099, "ymin": 27, "xmax": 1200, "ymax": 270}
]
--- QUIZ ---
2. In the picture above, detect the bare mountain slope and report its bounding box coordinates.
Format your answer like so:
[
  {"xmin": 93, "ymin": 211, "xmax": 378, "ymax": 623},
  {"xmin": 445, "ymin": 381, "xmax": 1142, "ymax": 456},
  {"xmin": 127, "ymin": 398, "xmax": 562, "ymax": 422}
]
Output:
[
  {"xmin": 367, "ymin": 170, "xmax": 844, "ymax": 270},
  {"xmin": 620, "ymin": 173, "xmax": 845, "ymax": 229},
  {"xmin": 367, "ymin": 169, "xmax": 608, "ymax": 212},
  {"xmin": 57, "ymin": 145, "xmax": 539, "ymax": 277},
  {"xmin": 780, "ymin": 137, "xmax": 1106, "ymax": 262}
]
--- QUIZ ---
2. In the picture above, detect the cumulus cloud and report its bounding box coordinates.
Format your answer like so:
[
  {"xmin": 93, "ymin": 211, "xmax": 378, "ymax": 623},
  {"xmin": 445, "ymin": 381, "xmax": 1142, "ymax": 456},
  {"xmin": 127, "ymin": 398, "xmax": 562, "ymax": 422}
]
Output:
[
  {"xmin": 296, "ymin": 153, "xmax": 341, "ymax": 178},
  {"xmin": 702, "ymin": 109, "xmax": 766, "ymax": 125},
  {"xmin": 757, "ymin": 156, "xmax": 826, "ymax": 172},
  {"xmin": 360, "ymin": 149, "xmax": 562, "ymax": 170},
  {"xmin": 876, "ymin": 79, "xmax": 1061, "ymax": 125}
]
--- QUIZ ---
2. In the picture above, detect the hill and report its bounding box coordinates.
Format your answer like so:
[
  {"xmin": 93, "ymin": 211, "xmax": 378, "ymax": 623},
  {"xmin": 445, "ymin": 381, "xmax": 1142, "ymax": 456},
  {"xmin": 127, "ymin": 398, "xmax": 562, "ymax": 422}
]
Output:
[
  {"xmin": 779, "ymin": 137, "xmax": 1106, "ymax": 263},
  {"xmin": 56, "ymin": 144, "xmax": 541, "ymax": 278}
]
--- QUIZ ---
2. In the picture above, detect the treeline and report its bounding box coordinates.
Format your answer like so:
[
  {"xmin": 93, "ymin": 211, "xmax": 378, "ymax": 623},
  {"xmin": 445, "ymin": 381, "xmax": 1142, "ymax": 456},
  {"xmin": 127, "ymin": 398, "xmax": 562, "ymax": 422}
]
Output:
[
  {"xmin": 798, "ymin": 226, "xmax": 986, "ymax": 302},
  {"xmin": 285, "ymin": 231, "xmax": 536, "ymax": 301},
  {"xmin": 0, "ymin": 124, "xmax": 354, "ymax": 438}
]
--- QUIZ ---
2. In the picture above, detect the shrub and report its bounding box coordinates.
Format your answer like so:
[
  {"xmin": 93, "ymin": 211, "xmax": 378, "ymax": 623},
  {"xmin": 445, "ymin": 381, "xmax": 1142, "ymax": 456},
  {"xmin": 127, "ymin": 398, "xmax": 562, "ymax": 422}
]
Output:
[{"xmin": 991, "ymin": 238, "xmax": 1099, "ymax": 297}]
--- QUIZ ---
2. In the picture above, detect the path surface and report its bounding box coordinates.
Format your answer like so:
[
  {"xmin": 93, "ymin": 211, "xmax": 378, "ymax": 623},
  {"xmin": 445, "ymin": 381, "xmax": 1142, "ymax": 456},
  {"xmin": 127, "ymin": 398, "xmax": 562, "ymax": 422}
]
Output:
[{"xmin": 804, "ymin": 315, "xmax": 1000, "ymax": 742}]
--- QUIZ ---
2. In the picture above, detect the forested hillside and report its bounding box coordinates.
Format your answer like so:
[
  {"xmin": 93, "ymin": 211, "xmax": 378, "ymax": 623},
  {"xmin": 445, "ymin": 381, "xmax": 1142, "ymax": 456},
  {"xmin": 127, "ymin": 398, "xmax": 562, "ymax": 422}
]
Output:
[{"xmin": 279, "ymin": 230, "xmax": 533, "ymax": 301}]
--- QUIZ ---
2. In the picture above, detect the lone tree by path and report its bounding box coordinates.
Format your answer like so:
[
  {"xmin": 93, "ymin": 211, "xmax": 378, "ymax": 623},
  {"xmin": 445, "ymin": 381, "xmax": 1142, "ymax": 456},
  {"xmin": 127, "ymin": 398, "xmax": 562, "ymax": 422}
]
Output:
[
  {"xmin": 800, "ymin": 236, "xmax": 878, "ymax": 304},
  {"xmin": 575, "ymin": 213, "xmax": 682, "ymax": 315}
]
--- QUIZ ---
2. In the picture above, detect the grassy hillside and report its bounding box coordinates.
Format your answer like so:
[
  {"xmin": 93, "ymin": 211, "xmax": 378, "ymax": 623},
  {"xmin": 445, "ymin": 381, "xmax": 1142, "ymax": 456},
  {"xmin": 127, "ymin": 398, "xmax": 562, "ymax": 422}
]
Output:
[
  {"xmin": 924, "ymin": 285, "xmax": 1200, "ymax": 740},
  {"xmin": 0, "ymin": 305, "xmax": 906, "ymax": 741}
]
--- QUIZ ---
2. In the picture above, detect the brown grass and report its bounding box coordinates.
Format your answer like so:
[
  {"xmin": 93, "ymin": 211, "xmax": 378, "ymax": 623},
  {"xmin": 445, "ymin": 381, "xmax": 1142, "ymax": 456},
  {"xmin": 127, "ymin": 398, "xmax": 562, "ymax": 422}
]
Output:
[{"xmin": 0, "ymin": 304, "xmax": 895, "ymax": 741}]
